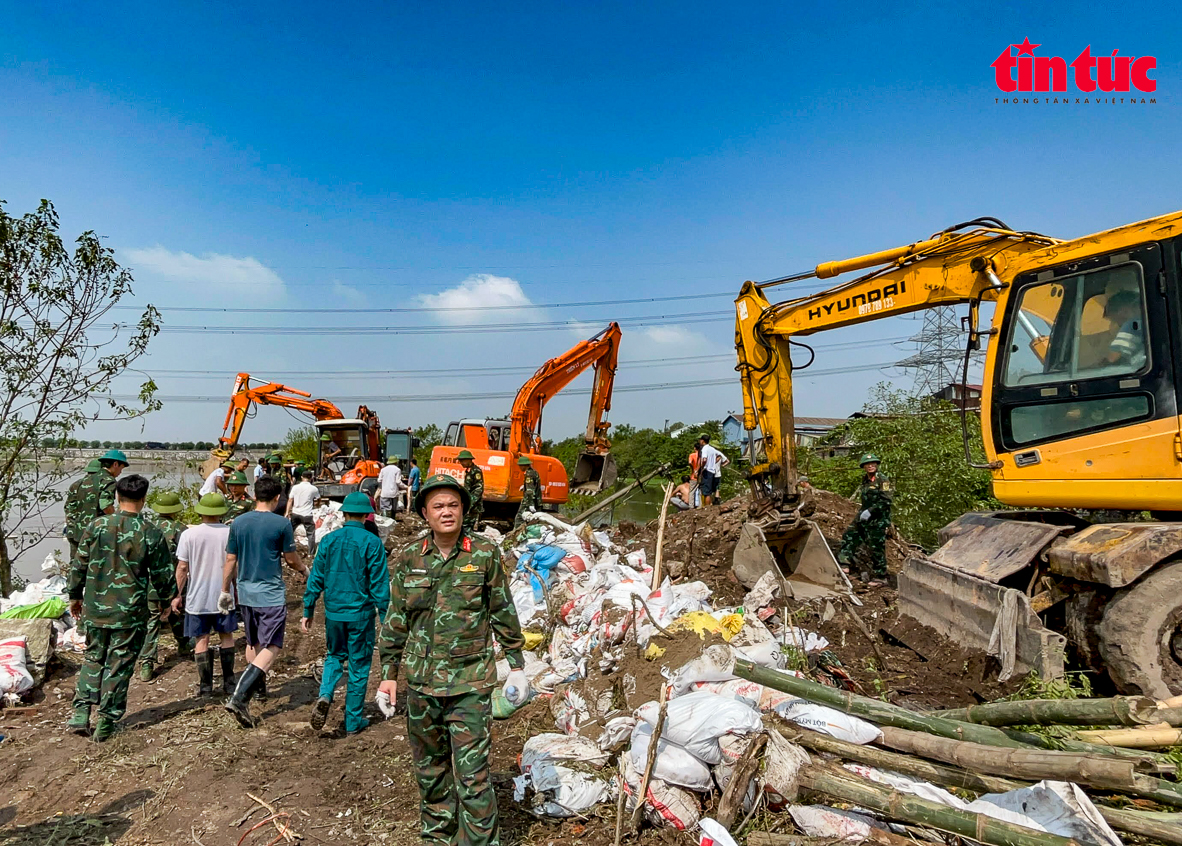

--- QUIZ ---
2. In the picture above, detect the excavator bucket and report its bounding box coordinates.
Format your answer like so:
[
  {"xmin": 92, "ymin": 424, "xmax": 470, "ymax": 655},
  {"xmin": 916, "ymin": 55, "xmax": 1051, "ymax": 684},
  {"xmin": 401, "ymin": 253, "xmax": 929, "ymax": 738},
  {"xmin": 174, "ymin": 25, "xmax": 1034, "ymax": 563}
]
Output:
[
  {"xmin": 571, "ymin": 451, "xmax": 618, "ymax": 495},
  {"xmin": 732, "ymin": 517, "xmax": 857, "ymax": 602}
]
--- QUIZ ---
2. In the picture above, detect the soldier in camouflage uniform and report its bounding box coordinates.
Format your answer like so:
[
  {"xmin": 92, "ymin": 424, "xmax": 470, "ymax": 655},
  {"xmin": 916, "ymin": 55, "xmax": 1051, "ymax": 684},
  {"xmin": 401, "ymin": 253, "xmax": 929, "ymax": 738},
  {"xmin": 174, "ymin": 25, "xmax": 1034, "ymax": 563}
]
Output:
[
  {"xmin": 64, "ymin": 450, "xmax": 128, "ymax": 565},
  {"xmin": 377, "ymin": 474, "xmax": 526, "ymax": 846},
  {"xmin": 838, "ymin": 453, "xmax": 894, "ymax": 583},
  {"xmin": 67, "ymin": 474, "xmax": 177, "ymax": 741},
  {"xmin": 513, "ymin": 456, "xmax": 542, "ymax": 529},
  {"xmin": 224, "ymin": 470, "xmax": 255, "ymax": 523},
  {"xmin": 456, "ymin": 450, "xmax": 483, "ymax": 534},
  {"xmin": 137, "ymin": 492, "xmax": 193, "ymax": 679}
]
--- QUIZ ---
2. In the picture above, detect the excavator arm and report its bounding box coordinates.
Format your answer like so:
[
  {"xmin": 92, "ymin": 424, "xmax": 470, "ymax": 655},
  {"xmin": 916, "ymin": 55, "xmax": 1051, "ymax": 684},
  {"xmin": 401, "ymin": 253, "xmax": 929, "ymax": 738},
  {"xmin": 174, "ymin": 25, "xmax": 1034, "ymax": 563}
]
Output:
[
  {"xmin": 215, "ymin": 372, "xmax": 345, "ymax": 455},
  {"xmin": 735, "ymin": 222, "xmax": 1059, "ymax": 510},
  {"xmin": 507, "ymin": 322, "xmax": 622, "ymax": 456}
]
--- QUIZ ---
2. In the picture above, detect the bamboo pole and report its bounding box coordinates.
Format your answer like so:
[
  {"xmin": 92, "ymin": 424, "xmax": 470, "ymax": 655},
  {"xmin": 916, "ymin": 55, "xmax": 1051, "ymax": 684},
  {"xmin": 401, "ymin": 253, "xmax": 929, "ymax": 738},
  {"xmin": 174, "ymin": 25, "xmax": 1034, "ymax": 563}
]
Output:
[
  {"xmin": 716, "ymin": 733, "xmax": 766, "ymax": 829},
  {"xmin": 774, "ymin": 723, "xmax": 1182, "ymax": 846},
  {"xmin": 879, "ymin": 726, "xmax": 1182, "ymax": 809},
  {"xmin": 1077, "ymin": 725, "xmax": 1182, "ymax": 748},
  {"xmin": 1159, "ymin": 695, "xmax": 1182, "ymax": 709},
  {"xmin": 748, "ymin": 829, "xmax": 917, "ymax": 846},
  {"xmin": 650, "ymin": 481, "xmax": 675, "ymax": 587},
  {"xmin": 934, "ymin": 696, "xmax": 1159, "ymax": 727},
  {"xmin": 570, "ymin": 463, "xmax": 671, "ymax": 524},
  {"xmin": 798, "ymin": 762, "xmax": 1082, "ymax": 846},
  {"xmin": 629, "ymin": 700, "xmax": 666, "ymax": 833},
  {"xmin": 999, "ymin": 726, "xmax": 1178, "ymax": 772},
  {"xmin": 876, "ymin": 726, "xmax": 1138, "ymax": 790}
]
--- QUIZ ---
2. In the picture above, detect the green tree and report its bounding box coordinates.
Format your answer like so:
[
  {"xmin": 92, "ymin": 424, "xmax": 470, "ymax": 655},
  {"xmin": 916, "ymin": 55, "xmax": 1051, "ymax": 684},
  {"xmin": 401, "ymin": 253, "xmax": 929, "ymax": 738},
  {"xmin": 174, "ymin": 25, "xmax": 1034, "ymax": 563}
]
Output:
[
  {"xmin": 0, "ymin": 200, "xmax": 160, "ymax": 595},
  {"xmin": 413, "ymin": 423, "xmax": 443, "ymax": 469},
  {"xmin": 282, "ymin": 426, "xmax": 318, "ymax": 465},
  {"xmin": 802, "ymin": 383, "xmax": 1001, "ymax": 549}
]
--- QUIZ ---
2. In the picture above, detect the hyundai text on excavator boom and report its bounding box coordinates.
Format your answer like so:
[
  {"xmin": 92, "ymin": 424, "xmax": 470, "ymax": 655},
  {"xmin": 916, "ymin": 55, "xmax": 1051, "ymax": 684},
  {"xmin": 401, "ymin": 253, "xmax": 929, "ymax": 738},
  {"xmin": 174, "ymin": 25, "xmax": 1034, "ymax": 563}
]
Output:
[
  {"xmin": 206, "ymin": 373, "xmax": 413, "ymax": 501},
  {"xmin": 428, "ymin": 322, "xmax": 621, "ymax": 520},
  {"xmin": 735, "ymin": 209, "xmax": 1182, "ymax": 697}
]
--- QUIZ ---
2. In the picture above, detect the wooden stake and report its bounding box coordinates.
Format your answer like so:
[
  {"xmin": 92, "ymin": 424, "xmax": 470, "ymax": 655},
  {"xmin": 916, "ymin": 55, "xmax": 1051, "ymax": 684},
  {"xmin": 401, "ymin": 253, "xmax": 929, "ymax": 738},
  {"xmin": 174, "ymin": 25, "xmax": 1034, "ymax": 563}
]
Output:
[
  {"xmin": 842, "ymin": 600, "xmax": 887, "ymax": 672},
  {"xmin": 629, "ymin": 701, "xmax": 667, "ymax": 833},
  {"xmin": 651, "ymin": 481, "xmax": 674, "ymax": 587},
  {"xmin": 716, "ymin": 733, "xmax": 767, "ymax": 829},
  {"xmin": 612, "ymin": 761, "xmax": 625, "ymax": 846}
]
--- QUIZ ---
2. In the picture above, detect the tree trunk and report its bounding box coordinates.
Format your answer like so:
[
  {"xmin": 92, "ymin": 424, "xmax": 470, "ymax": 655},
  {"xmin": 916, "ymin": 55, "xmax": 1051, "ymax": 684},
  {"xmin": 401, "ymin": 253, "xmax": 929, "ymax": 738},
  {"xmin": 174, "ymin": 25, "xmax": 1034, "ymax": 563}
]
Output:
[
  {"xmin": 0, "ymin": 528, "xmax": 12, "ymax": 597},
  {"xmin": 877, "ymin": 726, "xmax": 1138, "ymax": 790},
  {"xmin": 934, "ymin": 696, "xmax": 1159, "ymax": 727},
  {"xmin": 798, "ymin": 762, "xmax": 1082, "ymax": 846}
]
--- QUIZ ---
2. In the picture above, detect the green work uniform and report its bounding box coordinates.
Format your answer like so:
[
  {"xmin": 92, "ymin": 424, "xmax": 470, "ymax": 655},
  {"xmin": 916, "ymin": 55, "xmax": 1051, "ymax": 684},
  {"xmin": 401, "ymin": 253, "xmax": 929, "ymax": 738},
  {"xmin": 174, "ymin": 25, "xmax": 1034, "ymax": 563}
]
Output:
[
  {"xmin": 513, "ymin": 468, "xmax": 542, "ymax": 528},
  {"xmin": 64, "ymin": 470, "xmax": 115, "ymax": 564},
  {"xmin": 303, "ymin": 521, "xmax": 391, "ymax": 733},
  {"xmin": 462, "ymin": 465, "xmax": 484, "ymax": 534},
  {"xmin": 839, "ymin": 471, "xmax": 894, "ymax": 578},
  {"xmin": 379, "ymin": 531, "xmax": 525, "ymax": 846},
  {"xmin": 138, "ymin": 515, "xmax": 191, "ymax": 669},
  {"xmin": 68, "ymin": 512, "xmax": 177, "ymax": 724}
]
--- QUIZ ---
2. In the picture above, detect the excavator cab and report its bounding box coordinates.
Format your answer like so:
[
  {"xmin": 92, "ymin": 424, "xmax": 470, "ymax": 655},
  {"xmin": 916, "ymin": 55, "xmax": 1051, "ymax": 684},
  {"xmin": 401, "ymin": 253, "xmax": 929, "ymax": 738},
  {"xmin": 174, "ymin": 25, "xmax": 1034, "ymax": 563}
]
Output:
[{"xmin": 315, "ymin": 419, "xmax": 382, "ymax": 499}]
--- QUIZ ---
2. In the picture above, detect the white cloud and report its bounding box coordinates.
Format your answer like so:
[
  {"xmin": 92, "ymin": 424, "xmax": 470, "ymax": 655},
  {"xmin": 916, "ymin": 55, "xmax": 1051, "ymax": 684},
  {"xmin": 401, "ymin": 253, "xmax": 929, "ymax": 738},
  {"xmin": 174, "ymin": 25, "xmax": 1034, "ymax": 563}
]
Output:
[
  {"xmin": 123, "ymin": 246, "xmax": 285, "ymax": 300},
  {"xmin": 331, "ymin": 280, "xmax": 366, "ymax": 306},
  {"xmin": 417, "ymin": 273, "xmax": 533, "ymax": 324},
  {"xmin": 643, "ymin": 325, "xmax": 704, "ymax": 346}
]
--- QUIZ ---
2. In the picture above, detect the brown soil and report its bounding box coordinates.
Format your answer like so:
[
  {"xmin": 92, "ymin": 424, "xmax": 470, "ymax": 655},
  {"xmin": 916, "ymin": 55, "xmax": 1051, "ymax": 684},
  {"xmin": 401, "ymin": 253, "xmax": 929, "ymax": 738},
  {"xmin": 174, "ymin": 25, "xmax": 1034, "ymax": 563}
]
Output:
[{"xmin": 0, "ymin": 497, "xmax": 1018, "ymax": 846}]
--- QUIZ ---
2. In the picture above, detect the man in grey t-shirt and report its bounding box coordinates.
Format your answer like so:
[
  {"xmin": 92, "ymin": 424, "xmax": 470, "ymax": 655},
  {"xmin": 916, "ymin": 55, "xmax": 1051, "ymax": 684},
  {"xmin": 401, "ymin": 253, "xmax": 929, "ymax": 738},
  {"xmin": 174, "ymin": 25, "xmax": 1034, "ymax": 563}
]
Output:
[{"xmin": 221, "ymin": 476, "xmax": 308, "ymax": 728}]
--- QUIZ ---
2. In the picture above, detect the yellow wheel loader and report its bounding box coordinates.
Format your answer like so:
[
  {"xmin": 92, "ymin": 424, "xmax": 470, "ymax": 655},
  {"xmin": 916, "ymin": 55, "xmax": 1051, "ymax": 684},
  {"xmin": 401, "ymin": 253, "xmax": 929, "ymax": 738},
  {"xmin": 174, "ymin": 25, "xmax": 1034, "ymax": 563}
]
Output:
[{"xmin": 734, "ymin": 210, "xmax": 1182, "ymax": 698}]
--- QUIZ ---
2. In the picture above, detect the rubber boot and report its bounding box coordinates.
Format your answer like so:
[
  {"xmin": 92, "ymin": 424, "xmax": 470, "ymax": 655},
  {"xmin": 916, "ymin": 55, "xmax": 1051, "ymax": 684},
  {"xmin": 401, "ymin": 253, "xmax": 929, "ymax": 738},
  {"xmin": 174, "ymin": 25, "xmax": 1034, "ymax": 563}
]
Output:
[
  {"xmin": 93, "ymin": 718, "xmax": 119, "ymax": 743},
  {"xmin": 196, "ymin": 651, "xmax": 214, "ymax": 696},
  {"xmin": 255, "ymin": 673, "xmax": 268, "ymax": 702},
  {"xmin": 219, "ymin": 647, "xmax": 237, "ymax": 694},
  {"xmin": 138, "ymin": 662, "xmax": 154, "ymax": 682},
  {"xmin": 67, "ymin": 706, "xmax": 91, "ymax": 737},
  {"xmin": 225, "ymin": 664, "xmax": 264, "ymax": 729}
]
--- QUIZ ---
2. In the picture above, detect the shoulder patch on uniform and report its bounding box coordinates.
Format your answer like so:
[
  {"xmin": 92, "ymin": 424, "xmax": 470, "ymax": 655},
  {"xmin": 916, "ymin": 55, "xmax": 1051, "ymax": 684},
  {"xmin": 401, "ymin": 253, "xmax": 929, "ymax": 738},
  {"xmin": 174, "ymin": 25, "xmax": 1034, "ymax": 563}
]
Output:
[
  {"xmin": 462, "ymin": 536, "xmax": 472, "ymax": 552},
  {"xmin": 459, "ymin": 563, "xmax": 478, "ymax": 573}
]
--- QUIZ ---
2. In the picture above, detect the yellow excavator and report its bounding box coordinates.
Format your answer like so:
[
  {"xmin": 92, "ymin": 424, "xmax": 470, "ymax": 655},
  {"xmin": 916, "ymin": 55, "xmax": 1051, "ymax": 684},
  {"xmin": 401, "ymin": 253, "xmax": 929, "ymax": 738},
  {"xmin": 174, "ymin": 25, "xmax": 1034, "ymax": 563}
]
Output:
[{"xmin": 735, "ymin": 209, "xmax": 1182, "ymax": 697}]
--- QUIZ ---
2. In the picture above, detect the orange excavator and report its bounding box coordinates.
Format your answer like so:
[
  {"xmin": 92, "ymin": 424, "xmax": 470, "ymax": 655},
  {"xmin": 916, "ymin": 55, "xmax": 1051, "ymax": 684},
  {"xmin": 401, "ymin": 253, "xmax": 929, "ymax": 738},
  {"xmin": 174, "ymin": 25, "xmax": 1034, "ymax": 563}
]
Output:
[
  {"xmin": 429, "ymin": 322, "xmax": 622, "ymax": 519},
  {"xmin": 206, "ymin": 373, "xmax": 408, "ymax": 500}
]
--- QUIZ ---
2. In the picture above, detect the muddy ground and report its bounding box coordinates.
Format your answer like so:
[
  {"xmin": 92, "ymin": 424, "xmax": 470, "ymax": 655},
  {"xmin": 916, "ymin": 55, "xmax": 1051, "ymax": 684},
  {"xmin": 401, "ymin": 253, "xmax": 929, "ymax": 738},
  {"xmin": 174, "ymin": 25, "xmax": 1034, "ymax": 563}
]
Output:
[{"xmin": 0, "ymin": 494, "xmax": 1020, "ymax": 846}]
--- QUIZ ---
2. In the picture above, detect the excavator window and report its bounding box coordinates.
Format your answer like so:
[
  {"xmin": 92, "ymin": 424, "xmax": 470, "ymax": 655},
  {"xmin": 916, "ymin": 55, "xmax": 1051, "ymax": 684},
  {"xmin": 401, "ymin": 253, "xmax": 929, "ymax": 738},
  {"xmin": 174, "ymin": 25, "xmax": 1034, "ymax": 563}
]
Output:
[{"xmin": 444, "ymin": 423, "xmax": 460, "ymax": 447}]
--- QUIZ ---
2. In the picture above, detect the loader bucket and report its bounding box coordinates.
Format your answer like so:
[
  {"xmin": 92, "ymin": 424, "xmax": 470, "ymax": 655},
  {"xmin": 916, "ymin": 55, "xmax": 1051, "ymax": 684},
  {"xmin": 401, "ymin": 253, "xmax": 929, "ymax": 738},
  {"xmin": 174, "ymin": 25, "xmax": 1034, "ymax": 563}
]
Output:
[
  {"xmin": 571, "ymin": 451, "xmax": 618, "ymax": 495},
  {"xmin": 732, "ymin": 518, "xmax": 856, "ymax": 602}
]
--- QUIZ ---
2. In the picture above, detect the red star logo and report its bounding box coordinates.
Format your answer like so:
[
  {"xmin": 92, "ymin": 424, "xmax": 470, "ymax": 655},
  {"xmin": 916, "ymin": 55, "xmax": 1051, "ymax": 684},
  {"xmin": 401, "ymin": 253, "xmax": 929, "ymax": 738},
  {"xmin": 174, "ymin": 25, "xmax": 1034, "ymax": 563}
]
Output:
[{"xmin": 1014, "ymin": 37, "xmax": 1040, "ymax": 56}]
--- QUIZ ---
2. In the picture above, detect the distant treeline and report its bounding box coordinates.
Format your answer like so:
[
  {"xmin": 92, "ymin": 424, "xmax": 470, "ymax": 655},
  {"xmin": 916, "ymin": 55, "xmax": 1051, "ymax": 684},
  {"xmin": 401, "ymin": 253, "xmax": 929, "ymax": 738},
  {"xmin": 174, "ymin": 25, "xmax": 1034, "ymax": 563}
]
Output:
[{"xmin": 44, "ymin": 439, "xmax": 282, "ymax": 452}]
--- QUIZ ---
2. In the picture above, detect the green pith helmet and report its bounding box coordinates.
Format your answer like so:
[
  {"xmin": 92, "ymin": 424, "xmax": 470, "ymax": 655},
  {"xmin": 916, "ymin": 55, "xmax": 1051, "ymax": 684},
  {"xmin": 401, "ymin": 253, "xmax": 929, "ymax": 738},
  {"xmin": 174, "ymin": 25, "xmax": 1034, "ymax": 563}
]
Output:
[
  {"xmin": 456, "ymin": 449, "xmax": 474, "ymax": 461},
  {"xmin": 85, "ymin": 458, "xmax": 102, "ymax": 473},
  {"xmin": 151, "ymin": 492, "xmax": 184, "ymax": 515},
  {"xmin": 195, "ymin": 492, "xmax": 229, "ymax": 516},
  {"xmin": 517, "ymin": 455, "xmax": 532, "ymax": 466},
  {"xmin": 227, "ymin": 471, "xmax": 249, "ymax": 485},
  {"xmin": 99, "ymin": 448, "xmax": 129, "ymax": 465},
  {"xmin": 415, "ymin": 473, "xmax": 471, "ymax": 516},
  {"xmin": 268, "ymin": 455, "xmax": 282, "ymax": 465},
  {"xmin": 859, "ymin": 453, "xmax": 882, "ymax": 467},
  {"xmin": 341, "ymin": 491, "xmax": 374, "ymax": 515},
  {"xmin": 320, "ymin": 433, "xmax": 332, "ymax": 441}
]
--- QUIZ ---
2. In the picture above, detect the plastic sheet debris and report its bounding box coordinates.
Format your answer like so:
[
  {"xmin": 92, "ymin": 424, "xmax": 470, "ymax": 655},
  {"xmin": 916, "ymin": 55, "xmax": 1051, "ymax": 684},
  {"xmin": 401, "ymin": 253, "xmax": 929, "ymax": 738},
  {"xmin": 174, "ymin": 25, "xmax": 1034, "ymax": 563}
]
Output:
[
  {"xmin": 698, "ymin": 817, "xmax": 740, "ymax": 846},
  {"xmin": 0, "ymin": 575, "xmax": 67, "ymax": 614},
  {"xmin": 516, "ymin": 733, "xmax": 615, "ymax": 818},
  {"xmin": 789, "ymin": 805, "xmax": 883, "ymax": 841}
]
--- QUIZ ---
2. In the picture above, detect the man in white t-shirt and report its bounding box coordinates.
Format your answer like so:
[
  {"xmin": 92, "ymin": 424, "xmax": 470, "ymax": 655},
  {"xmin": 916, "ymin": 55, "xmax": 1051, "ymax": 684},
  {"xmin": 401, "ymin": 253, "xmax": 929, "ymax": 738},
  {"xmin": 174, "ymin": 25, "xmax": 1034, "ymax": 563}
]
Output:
[
  {"xmin": 172, "ymin": 493, "xmax": 236, "ymax": 696},
  {"xmin": 696, "ymin": 434, "xmax": 730, "ymax": 506},
  {"xmin": 377, "ymin": 460, "xmax": 404, "ymax": 518},
  {"xmin": 286, "ymin": 469, "xmax": 321, "ymax": 557},
  {"xmin": 200, "ymin": 464, "xmax": 230, "ymax": 497}
]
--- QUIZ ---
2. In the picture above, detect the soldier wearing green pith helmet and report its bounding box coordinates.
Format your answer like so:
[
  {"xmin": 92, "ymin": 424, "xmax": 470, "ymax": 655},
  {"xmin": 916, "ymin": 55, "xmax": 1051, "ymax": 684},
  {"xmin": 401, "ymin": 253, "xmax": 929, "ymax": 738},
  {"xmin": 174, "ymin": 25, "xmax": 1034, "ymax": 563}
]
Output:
[
  {"xmin": 513, "ymin": 455, "xmax": 541, "ymax": 529},
  {"xmin": 67, "ymin": 473, "xmax": 177, "ymax": 742},
  {"xmin": 838, "ymin": 453, "xmax": 894, "ymax": 585},
  {"xmin": 456, "ymin": 450, "xmax": 483, "ymax": 534},
  {"xmin": 64, "ymin": 450, "xmax": 128, "ymax": 565},
  {"xmin": 224, "ymin": 471, "xmax": 254, "ymax": 523},
  {"xmin": 138, "ymin": 492, "xmax": 193, "ymax": 679},
  {"xmin": 377, "ymin": 474, "xmax": 526, "ymax": 846}
]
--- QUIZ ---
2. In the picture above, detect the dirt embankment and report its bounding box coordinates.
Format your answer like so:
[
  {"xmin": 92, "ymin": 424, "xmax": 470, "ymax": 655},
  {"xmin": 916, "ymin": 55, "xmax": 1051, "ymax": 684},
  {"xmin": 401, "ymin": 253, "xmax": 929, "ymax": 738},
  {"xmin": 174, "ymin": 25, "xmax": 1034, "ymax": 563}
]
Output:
[{"xmin": 0, "ymin": 494, "xmax": 1017, "ymax": 846}]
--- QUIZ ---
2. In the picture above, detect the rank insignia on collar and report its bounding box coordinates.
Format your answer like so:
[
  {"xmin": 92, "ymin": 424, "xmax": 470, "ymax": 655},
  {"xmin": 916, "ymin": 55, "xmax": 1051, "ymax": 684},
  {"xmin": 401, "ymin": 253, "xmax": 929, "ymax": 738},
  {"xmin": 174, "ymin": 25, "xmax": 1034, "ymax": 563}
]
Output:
[
  {"xmin": 421, "ymin": 539, "xmax": 430, "ymax": 554},
  {"xmin": 462, "ymin": 537, "xmax": 472, "ymax": 552},
  {"xmin": 459, "ymin": 563, "xmax": 478, "ymax": 573}
]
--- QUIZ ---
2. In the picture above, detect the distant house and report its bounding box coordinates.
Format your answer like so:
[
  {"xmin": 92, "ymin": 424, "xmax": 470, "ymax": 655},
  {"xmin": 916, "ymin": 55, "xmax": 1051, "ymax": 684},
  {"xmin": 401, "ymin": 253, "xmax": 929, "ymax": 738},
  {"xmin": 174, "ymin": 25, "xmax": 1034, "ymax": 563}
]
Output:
[
  {"xmin": 722, "ymin": 414, "xmax": 744, "ymax": 446},
  {"xmin": 930, "ymin": 382, "xmax": 982, "ymax": 411},
  {"xmin": 737, "ymin": 415, "xmax": 850, "ymax": 461}
]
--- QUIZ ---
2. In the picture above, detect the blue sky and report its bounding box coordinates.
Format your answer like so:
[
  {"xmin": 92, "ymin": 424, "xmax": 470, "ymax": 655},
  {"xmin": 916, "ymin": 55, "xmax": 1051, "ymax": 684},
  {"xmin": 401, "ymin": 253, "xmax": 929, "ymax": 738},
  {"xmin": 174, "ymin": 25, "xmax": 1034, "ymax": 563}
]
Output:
[{"xmin": 2, "ymin": 2, "xmax": 1179, "ymax": 442}]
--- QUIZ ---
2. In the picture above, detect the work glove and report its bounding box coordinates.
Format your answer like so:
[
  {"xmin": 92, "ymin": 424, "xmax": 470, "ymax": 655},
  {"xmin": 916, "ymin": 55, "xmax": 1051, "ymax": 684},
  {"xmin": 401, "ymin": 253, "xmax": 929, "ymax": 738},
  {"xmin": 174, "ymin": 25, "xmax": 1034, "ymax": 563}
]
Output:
[
  {"xmin": 858, "ymin": 510, "xmax": 870, "ymax": 522},
  {"xmin": 218, "ymin": 591, "xmax": 235, "ymax": 613},
  {"xmin": 376, "ymin": 689, "xmax": 397, "ymax": 718},
  {"xmin": 503, "ymin": 669, "xmax": 529, "ymax": 707}
]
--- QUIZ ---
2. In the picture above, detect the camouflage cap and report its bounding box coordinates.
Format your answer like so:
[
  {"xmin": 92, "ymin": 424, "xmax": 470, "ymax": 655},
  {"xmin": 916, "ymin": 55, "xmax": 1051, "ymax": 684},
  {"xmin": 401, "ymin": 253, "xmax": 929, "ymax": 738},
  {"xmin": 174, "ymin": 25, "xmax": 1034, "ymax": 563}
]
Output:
[
  {"xmin": 150, "ymin": 492, "xmax": 184, "ymax": 515},
  {"xmin": 414, "ymin": 473, "xmax": 470, "ymax": 515},
  {"xmin": 456, "ymin": 449, "xmax": 474, "ymax": 460}
]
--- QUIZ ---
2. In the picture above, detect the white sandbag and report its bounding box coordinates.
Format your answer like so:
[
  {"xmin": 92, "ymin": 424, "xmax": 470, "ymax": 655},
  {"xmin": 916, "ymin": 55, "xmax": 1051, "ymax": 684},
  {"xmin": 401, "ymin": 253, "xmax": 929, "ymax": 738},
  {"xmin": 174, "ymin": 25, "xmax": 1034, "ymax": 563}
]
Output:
[
  {"xmin": 621, "ymin": 752, "xmax": 702, "ymax": 831},
  {"xmin": 515, "ymin": 761, "xmax": 614, "ymax": 818},
  {"xmin": 763, "ymin": 729, "xmax": 809, "ymax": 807},
  {"xmin": 728, "ymin": 615, "xmax": 784, "ymax": 668},
  {"xmin": 629, "ymin": 722, "xmax": 714, "ymax": 793},
  {"xmin": 521, "ymin": 733, "xmax": 611, "ymax": 769},
  {"xmin": 58, "ymin": 626, "xmax": 87, "ymax": 653},
  {"xmin": 971, "ymin": 782, "xmax": 1121, "ymax": 846},
  {"xmin": 372, "ymin": 514, "xmax": 395, "ymax": 541},
  {"xmin": 687, "ymin": 679, "xmax": 798, "ymax": 713},
  {"xmin": 636, "ymin": 693, "xmax": 762, "ymax": 765},
  {"xmin": 599, "ymin": 716, "xmax": 637, "ymax": 752},
  {"xmin": 0, "ymin": 636, "xmax": 34, "ymax": 696},
  {"xmin": 790, "ymin": 805, "xmax": 882, "ymax": 840},
  {"xmin": 712, "ymin": 736, "xmax": 759, "ymax": 814},
  {"xmin": 698, "ymin": 818, "xmax": 740, "ymax": 846},
  {"xmin": 510, "ymin": 579, "xmax": 541, "ymax": 626},
  {"xmin": 775, "ymin": 702, "xmax": 882, "ymax": 745},
  {"xmin": 625, "ymin": 549, "xmax": 647, "ymax": 570},
  {"xmin": 668, "ymin": 644, "xmax": 737, "ymax": 696}
]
